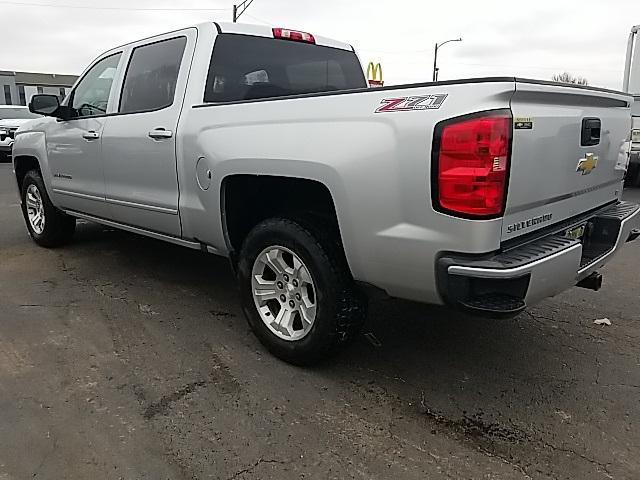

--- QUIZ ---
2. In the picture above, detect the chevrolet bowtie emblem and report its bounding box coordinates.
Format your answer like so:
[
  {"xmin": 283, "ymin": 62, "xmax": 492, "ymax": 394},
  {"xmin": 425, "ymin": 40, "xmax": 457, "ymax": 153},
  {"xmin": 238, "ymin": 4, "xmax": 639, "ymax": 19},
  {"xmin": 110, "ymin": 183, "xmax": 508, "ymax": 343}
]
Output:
[{"xmin": 576, "ymin": 153, "xmax": 598, "ymax": 175}]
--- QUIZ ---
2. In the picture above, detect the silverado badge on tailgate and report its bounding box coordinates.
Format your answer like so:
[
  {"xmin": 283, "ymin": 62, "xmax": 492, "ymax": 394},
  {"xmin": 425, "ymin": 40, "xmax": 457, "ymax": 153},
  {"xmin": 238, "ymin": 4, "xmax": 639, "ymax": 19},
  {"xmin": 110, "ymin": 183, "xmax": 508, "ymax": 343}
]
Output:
[{"xmin": 576, "ymin": 153, "xmax": 598, "ymax": 175}]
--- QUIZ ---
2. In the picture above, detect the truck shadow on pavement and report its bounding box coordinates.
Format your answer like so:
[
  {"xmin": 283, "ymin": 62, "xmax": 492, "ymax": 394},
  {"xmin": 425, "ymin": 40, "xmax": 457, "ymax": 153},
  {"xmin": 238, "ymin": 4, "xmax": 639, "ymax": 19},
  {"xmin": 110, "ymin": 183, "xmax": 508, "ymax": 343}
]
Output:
[{"xmin": 58, "ymin": 220, "xmax": 633, "ymax": 479}]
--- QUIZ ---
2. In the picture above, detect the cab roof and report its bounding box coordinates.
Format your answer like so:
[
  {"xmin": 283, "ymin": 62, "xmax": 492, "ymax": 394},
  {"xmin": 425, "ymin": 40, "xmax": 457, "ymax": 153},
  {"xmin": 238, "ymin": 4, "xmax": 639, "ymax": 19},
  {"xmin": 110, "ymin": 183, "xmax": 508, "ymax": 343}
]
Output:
[
  {"xmin": 214, "ymin": 22, "xmax": 354, "ymax": 52},
  {"xmin": 97, "ymin": 21, "xmax": 356, "ymax": 64}
]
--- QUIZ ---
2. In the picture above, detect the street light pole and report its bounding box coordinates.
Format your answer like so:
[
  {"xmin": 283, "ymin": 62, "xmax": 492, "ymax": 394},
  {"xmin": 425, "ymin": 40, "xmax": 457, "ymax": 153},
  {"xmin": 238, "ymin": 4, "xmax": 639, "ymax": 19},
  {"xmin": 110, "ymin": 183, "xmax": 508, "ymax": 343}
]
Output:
[
  {"xmin": 432, "ymin": 37, "xmax": 462, "ymax": 82},
  {"xmin": 432, "ymin": 43, "xmax": 438, "ymax": 82},
  {"xmin": 232, "ymin": 0, "xmax": 255, "ymax": 22}
]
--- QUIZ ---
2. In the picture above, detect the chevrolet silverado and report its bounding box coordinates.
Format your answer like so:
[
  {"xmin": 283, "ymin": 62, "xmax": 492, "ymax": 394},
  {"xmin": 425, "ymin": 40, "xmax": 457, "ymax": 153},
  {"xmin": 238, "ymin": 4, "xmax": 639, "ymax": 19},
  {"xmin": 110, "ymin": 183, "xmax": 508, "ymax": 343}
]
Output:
[{"xmin": 12, "ymin": 22, "xmax": 640, "ymax": 364}]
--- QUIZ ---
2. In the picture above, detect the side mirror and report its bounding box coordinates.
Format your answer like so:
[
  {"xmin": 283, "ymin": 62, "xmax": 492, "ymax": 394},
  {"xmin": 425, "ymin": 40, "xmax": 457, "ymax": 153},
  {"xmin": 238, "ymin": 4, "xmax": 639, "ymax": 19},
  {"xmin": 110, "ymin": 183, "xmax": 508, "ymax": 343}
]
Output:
[{"xmin": 29, "ymin": 94, "xmax": 61, "ymax": 117}]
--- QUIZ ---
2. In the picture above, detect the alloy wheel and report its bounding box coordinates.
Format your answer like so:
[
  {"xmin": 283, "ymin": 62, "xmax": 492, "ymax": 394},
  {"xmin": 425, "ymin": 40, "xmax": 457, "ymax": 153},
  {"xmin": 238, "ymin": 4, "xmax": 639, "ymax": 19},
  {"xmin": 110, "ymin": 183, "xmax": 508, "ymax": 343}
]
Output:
[
  {"xmin": 25, "ymin": 184, "xmax": 45, "ymax": 235},
  {"xmin": 251, "ymin": 245, "xmax": 317, "ymax": 341}
]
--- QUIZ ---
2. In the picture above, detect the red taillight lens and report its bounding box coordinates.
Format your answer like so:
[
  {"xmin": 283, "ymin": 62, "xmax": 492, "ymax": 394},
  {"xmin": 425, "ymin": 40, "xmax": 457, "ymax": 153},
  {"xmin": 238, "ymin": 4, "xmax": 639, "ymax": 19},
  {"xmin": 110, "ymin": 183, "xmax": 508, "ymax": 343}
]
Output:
[
  {"xmin": 273, "ymin": 28, "xmax": 316, "ymax": 44},
  {"xmin": 435, "ymin": 113, "xmax": 511, "ymax": 218}
]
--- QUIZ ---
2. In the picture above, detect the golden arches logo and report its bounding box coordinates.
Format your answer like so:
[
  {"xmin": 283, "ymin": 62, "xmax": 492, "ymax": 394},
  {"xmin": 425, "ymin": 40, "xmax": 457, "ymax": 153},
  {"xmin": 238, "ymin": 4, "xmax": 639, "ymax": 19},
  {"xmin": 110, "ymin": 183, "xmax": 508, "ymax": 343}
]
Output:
[{"xmin": 366, "ymin": 62, "xmax": 384, "ymax": 87}]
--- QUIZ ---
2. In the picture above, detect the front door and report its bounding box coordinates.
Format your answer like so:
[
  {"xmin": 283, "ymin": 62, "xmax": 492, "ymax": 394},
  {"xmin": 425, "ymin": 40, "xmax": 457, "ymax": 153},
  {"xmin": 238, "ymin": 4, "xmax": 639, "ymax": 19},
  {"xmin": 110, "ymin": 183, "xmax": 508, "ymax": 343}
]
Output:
[
  {"xmin": 101, "ymin": 30, "xmax": 195, "ymax": 237},
  {"xmin": 47, "ymin": 52, "xmax": 122, "ymax": 218}
]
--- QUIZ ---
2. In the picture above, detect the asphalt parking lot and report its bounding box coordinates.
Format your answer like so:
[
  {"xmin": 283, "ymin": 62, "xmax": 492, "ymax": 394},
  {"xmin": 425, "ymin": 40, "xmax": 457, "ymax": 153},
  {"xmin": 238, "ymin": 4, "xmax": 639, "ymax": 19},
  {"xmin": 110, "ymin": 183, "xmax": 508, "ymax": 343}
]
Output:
[{"xmin": 0, "ymin": 161, "xmax": 639, "ymax": 480}]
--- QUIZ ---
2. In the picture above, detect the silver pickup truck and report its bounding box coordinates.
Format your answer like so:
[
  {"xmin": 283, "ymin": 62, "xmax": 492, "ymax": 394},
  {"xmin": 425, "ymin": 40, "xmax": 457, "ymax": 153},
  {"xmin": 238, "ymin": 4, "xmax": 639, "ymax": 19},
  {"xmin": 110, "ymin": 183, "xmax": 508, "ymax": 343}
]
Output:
[{"xmin": 12, "ymin": 22, "xmax": 640, "ymax": 364}]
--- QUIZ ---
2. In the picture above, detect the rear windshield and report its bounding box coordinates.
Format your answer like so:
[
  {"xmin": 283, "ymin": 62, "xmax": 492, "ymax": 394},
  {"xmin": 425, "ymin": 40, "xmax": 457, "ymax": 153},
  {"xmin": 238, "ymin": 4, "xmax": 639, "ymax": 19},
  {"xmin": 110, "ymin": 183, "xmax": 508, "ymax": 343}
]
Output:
[{"xmin": 204, "ymin": 33, "xmax": 366, "ymax": 103}]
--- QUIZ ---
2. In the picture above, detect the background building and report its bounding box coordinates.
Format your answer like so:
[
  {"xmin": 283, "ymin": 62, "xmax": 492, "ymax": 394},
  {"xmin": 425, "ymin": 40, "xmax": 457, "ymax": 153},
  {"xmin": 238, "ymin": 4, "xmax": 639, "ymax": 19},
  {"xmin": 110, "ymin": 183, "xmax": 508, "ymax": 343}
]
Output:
[{"xmin": 0, "ymin": 71, "xmax": 78, "ymax": 106}]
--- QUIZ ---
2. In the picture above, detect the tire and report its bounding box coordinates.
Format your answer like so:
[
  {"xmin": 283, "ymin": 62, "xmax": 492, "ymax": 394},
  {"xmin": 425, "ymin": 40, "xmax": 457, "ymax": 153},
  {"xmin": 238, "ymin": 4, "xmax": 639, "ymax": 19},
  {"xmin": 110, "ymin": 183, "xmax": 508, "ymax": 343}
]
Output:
[
  {"xmin": 237, "ymin": 217, "xmax": 367, "ymax": 365},
  {"xmin": 21, "ymin": 169, "xmax": 76, "ymax": 247}
]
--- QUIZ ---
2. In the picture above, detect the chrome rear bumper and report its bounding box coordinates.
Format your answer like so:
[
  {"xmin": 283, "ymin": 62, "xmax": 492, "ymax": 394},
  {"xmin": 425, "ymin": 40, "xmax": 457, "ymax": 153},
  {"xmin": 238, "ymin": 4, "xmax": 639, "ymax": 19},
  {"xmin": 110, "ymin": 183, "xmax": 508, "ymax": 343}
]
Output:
[{"xmin": 438, "ymin": 201, "xmax": 640, "ymax": 315}]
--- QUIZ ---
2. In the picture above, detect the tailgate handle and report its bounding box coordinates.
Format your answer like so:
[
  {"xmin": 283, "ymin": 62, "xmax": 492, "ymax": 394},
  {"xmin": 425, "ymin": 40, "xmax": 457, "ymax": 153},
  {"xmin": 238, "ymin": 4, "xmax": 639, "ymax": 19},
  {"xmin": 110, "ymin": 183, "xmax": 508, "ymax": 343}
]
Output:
[{"xmin": 581, "ymin": 118, "xmax": 601, "ymax": 146}]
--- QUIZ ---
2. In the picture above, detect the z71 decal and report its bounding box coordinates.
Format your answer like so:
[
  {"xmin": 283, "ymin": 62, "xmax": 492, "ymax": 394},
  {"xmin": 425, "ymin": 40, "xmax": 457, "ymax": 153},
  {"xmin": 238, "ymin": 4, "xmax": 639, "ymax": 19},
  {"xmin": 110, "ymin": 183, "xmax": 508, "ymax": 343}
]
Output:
[{"xmin": 375, "ymin": 94, "xmax": 448, "ymax": 113}]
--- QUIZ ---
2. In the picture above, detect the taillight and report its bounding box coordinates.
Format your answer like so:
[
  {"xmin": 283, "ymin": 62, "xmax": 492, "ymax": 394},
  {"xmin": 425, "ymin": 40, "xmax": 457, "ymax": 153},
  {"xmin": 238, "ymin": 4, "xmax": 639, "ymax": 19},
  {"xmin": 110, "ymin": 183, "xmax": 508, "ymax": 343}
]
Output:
[
  {"xmin": 273, "ymin": 28, "xmax": 316, "ymax": 44},
  {"xmin": 433, "ymin": 111, "xmax": 512, "ymax": 218}
]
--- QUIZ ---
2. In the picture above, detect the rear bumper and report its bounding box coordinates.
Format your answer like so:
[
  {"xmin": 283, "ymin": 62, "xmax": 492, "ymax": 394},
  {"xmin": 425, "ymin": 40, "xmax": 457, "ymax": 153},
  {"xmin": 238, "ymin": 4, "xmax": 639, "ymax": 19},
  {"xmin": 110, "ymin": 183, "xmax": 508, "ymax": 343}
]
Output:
[{"xmin": 438, "ymin": 201, "xmax": 640, "ymax": 316}]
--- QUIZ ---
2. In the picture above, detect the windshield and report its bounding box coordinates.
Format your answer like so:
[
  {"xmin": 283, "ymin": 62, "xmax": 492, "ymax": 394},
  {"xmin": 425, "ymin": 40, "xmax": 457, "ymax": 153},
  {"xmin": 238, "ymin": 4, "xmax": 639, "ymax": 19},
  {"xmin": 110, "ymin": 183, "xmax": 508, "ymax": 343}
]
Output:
[
  {"xmin": 0, "ymin": 108, "xmax": 41, "ymax": 120},
  {"xmin": 204, "ymin": 34, "xmax": 366, "ymax": 103}
]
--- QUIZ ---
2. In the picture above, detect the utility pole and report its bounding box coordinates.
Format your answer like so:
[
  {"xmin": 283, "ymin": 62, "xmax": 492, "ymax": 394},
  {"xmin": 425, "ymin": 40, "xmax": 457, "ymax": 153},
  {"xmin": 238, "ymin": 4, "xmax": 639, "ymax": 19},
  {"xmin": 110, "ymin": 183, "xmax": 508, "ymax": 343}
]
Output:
[
  {"xmin": 432, "ymin": 38, "xmax": 462, "ymax": 82},
  {"xmin": 233, "ymin": 0, "xmax": 255, "ymax": 22}
]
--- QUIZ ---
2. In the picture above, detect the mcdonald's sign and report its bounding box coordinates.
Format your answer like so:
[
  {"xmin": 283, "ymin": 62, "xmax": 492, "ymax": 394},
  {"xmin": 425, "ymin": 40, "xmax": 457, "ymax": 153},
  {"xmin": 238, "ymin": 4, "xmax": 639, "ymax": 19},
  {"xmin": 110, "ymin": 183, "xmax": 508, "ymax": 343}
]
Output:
[{"xmin": 366, "ymin": 62, "xmax": 384, "ymax": 87}]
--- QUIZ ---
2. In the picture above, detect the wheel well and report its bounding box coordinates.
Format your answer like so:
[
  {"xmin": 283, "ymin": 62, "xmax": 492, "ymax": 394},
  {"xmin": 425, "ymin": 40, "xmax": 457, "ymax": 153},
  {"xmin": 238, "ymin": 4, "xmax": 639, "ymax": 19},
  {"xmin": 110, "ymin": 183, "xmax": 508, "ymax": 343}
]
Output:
[
  {"xmin": 14, "ymin": 155, "xmax": 41, "ymax": 191},
  {"xmin": 222, "ymin": 175, "xmax": 342, "ymax": 254}
]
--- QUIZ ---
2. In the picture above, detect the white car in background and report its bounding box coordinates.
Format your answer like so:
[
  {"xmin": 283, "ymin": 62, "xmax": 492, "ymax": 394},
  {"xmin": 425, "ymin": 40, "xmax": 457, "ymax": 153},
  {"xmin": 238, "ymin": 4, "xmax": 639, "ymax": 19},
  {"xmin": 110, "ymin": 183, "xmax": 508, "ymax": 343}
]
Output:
[{"xmin": 0, "ymin": 106, "xmax": 42, "ymax": 159}]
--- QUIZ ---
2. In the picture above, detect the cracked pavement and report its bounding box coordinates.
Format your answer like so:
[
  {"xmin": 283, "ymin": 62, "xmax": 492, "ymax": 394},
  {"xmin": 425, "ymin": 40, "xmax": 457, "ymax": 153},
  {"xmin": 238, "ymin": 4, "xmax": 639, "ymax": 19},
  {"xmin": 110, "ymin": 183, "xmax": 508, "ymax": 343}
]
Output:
[{"xmin": 0, "ymin": 162, "xmax": 639, "ymax": 479}]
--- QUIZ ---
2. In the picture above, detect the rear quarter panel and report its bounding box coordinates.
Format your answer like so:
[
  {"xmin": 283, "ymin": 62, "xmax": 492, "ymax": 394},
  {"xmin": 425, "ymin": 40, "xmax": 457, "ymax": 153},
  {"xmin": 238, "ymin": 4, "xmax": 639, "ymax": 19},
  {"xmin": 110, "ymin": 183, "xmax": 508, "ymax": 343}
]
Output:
[{"xmin": 178, "ymin": 77, "xmax": 515, "ymax": 303}]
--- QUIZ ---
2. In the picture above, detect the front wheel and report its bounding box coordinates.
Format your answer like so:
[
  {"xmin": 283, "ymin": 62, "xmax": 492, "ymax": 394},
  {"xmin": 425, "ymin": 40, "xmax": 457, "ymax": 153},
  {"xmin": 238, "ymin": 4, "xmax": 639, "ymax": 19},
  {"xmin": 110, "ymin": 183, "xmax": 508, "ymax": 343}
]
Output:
[
  {"xmin": 21, "ymin": 170, "xmax": 76, "ymax": 247},
  {"xmin": 237, "ymin": 217, "xmax": 367, "ymax": 365}
]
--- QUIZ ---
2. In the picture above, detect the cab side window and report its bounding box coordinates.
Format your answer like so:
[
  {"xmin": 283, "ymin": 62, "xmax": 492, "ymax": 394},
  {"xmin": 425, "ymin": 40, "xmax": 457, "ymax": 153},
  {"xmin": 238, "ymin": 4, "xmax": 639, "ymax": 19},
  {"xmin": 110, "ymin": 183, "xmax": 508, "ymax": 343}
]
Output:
[
  {"xmin": 70, "ymin": 53, "xmax": 122, "ymax": 118},
  {"xmin": 119, "ymin": 36, "xmax": 187, "ymax": 114}
]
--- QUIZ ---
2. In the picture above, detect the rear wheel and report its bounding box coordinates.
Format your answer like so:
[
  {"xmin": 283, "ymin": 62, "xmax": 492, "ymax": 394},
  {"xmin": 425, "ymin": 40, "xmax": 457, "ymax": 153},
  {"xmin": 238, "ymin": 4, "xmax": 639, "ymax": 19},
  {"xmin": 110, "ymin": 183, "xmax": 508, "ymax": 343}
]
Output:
[
  {"xmin": 237, "ymin": 217, "xmax": 367, "ymax": 365},
  {"xmin": 21, "ymin": 170, "xmax": 76, "ymax": 247}
]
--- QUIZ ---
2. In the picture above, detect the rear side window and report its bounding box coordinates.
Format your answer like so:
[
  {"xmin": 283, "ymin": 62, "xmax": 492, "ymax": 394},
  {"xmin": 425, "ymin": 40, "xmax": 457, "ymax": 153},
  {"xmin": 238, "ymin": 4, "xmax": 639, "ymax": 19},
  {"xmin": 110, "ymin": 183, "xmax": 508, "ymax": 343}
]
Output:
[
  {"xmin": 204, "ymin": 34, "xmax": 366, "ymax": 103},
  {"xmin": 119, "ymin": 36, "xmax": 187, "ymax": 114}
]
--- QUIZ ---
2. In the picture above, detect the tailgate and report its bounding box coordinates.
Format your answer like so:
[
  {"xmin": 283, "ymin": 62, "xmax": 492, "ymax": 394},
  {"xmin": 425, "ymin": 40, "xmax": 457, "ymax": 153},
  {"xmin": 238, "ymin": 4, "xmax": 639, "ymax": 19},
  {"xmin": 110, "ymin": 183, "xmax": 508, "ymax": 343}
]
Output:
[{"xmin": 502, "ymin": 80, "xmax": 633, "ymax": 241}]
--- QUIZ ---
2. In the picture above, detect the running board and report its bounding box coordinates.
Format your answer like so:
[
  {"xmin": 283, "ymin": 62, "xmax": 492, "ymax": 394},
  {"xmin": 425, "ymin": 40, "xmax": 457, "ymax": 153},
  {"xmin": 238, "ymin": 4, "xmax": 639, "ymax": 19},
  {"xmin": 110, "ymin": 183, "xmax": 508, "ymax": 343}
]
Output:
[{"xmin": 64, "ymin": 210, "xmax": 222, "ymax": 255}]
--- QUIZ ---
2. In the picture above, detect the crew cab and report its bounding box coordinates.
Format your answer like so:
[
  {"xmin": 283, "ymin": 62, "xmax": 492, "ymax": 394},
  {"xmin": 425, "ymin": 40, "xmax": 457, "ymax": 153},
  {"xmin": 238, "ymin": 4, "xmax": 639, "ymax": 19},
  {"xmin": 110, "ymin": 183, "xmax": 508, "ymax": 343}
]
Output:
[{"xmin": 12, "ymin": 22, "xmax": 640, "ymax": 364}]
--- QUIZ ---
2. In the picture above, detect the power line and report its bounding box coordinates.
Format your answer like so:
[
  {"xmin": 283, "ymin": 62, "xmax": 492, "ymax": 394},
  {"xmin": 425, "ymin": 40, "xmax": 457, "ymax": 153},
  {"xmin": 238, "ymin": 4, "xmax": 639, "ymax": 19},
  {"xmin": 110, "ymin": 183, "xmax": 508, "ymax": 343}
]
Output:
[
  {"xmin": 242, "ymin": 12, "xmax": 274, "ymax": 25},
  {"xmin": 0, "ymin": 0, "xmax": 228, "ymax": 11}
]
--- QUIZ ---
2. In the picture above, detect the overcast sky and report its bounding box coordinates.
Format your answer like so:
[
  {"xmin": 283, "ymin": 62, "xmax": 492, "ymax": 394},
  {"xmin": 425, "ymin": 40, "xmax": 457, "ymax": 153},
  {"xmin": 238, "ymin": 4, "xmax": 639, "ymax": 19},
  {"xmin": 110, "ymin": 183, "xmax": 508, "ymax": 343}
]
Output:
[{"xmin": 1, "ymin": 0, "xmax": 636, "ymax": 89}]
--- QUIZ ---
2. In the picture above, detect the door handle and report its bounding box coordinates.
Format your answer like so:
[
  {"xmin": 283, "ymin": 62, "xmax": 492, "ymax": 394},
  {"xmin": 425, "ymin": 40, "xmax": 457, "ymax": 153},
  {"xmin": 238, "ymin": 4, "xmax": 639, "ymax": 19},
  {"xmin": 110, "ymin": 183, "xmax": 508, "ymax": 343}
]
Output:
[
  {"xmin": 82, "ymin": 130, "xmax": 100, "ymax": 140},
  {"xmin": 581, "ymin": 118, "xmax": 601, "ymax": 146},
  {"xmin": 148, "ymin": 128, "xmax": 173, "ymax": 139}
]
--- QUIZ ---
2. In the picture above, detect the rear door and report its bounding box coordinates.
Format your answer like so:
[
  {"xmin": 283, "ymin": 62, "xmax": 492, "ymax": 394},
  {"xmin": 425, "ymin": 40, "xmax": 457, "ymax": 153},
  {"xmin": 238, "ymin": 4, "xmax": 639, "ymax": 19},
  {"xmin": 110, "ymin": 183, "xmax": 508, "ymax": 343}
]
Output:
[
  {"xmin": 503, "ymin": 81, "xmax": 632, "ymax": 241},
  {"xmin": 101, "ymin": 29, "xmax": 195, "ymax": 236}
]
